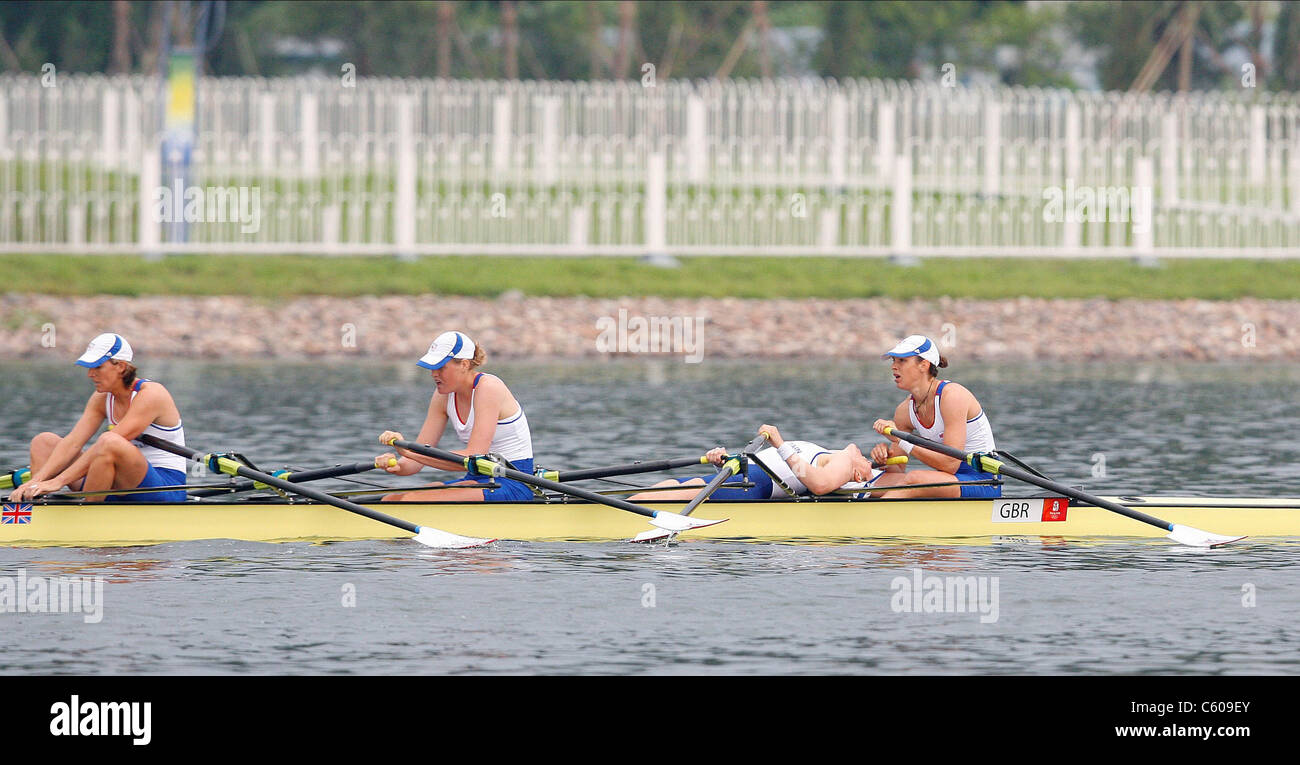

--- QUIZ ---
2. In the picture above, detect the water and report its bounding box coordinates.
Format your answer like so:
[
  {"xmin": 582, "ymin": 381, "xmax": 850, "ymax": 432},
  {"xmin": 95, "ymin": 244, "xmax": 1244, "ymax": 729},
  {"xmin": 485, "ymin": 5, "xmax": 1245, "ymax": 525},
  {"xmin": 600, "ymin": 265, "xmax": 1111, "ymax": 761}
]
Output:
[{"xmin": 2, "ymin": 359, "xmax": 1299, "ymax": 675}]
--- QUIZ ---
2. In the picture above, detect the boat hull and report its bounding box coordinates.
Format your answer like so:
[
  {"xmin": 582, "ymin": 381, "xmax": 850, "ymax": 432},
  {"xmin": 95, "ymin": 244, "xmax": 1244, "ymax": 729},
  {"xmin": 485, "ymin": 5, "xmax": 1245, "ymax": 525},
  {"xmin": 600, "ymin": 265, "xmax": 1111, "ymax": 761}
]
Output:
[{"xmin": 2, "ymin": 495, "xmax": 1298, "ymax": 547}]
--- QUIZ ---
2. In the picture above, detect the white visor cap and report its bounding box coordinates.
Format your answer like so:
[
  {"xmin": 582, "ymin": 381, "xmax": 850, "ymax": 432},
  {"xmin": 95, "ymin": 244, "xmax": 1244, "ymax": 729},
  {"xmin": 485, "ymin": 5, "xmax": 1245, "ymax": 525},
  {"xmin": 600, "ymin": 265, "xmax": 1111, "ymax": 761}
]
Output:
[
  {"xmin": 75, "ymin": 333, "xmax": 134, "ymax": 368},
  {"xmin": 416, "ymin": 331, "xmax": 476, "ymax": 370}
]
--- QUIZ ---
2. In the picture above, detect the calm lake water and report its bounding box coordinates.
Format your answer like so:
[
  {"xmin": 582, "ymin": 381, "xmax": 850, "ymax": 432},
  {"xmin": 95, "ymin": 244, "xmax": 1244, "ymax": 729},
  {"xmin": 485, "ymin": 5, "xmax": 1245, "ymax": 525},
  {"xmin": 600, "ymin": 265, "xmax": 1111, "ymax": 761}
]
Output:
[{"xmin": 2, "ymin": 359, "xmax": 1298, "ymax": 675}]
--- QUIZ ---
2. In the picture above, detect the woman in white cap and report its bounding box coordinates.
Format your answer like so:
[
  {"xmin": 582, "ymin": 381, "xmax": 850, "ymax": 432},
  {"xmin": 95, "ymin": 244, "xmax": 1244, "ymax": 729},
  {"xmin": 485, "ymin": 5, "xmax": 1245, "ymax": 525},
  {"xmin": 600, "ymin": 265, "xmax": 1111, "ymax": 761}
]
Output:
[
  {"xmin": 630, "ymin": 424, "xmax": 908, "ymax": 501},
  {"xmin": 7, "ymin": 333, "xmax": 188, "ymax": 503},
  {"xmin": 374, "ymin": 331, "xmax": 535, "ymax": 501},
  {"xmin": 870, "ymin": 335, "xmax": 1001, "ymax": 498}
]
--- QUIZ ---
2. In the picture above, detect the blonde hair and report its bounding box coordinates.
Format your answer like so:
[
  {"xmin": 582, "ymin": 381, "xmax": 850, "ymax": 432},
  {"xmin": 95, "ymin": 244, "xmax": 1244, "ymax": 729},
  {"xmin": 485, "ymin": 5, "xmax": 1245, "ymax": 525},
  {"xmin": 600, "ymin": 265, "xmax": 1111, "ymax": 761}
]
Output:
[{"xmin": 451, "ymin": 335, "xmax": 486, "ymax": 370}]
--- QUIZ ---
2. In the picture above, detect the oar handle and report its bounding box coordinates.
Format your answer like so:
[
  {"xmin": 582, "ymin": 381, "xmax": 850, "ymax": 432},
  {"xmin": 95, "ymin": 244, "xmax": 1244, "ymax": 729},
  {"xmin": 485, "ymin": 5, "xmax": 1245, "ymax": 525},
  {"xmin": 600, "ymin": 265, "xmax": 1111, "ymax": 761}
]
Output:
[
  {"xmin": 678, "ymin": 433, "xmax": 771, "ymax": 517},
  {"xmin": 1, "ymin": 468, "xmax": 31, "ymax": 491},
  {"xmin": 187, "ymin": 460, "xmax": 390, "ymax": 498},
  {"xmin": 387, "ymin": 438, "xmax": 667, "ymax": 521},
  {"xmin": 141, "ymin": 434, "xmax": 425, "ymax": 534},
  {"xmin": 880, "ymin": 426, "xmax": 1176, "ymax": 533}
]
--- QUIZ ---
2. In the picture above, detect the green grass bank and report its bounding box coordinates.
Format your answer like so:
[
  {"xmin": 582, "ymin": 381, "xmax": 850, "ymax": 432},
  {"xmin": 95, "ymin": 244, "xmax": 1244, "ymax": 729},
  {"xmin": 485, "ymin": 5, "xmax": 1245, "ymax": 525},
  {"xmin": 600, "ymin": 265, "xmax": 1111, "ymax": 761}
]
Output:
[{"xmin": 4, "ymin": 255, "xmax": 1299, "ymax": 300}]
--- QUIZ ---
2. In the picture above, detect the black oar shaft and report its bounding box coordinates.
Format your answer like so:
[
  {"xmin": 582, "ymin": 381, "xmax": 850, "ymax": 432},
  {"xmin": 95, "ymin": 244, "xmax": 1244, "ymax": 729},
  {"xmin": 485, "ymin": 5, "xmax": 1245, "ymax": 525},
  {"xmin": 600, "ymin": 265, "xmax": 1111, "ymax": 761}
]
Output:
[
  {"xmin": 680, "ymin": 459, "xmax": 743, "ymax": 515},
  {"xmin": 542, "ymin": 456, "xmax": 708, "ymax": 482},
  {"xmin": 884, "ymin": 428, "xmax": 1174, "ymax": 532},
  {"xmin": 389, "ymin": 438, "xmax": 665, "ymax": 520},
  {"xmin": 139, "ymin": 435, "xmax": 421, "ymax": 535},
  {"xmin": 188, "ymin": 462, "xmax": 379, "ymax": 498}
]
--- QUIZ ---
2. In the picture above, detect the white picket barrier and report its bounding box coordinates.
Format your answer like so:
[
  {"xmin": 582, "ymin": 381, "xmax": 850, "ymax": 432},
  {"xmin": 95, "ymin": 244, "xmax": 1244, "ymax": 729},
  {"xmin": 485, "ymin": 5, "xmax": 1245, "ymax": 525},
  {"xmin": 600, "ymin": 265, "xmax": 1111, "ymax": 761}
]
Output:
[{"xmin": 0, "ymin": 73, "xmax": 1298, "ymax": 256}]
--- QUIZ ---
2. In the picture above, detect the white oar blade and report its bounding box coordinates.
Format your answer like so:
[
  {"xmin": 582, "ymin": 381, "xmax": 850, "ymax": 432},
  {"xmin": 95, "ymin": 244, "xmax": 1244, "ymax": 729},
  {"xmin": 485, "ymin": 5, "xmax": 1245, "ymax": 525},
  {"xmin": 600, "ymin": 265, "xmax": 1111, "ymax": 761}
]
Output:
[
  {"xmin": 1166, "ymin": 524, "xmax": 1247, "ymax": 548},
  {"xmin": 413, "ymin": 526, "xmax": 496, "ymax": 549},
  {"xmin": 631, "ymin": 528, "xmax": 674, "ymax": 544},
  {"xmin": 648, "ymin": 511, "xmax": 727, "ymax": 533}
]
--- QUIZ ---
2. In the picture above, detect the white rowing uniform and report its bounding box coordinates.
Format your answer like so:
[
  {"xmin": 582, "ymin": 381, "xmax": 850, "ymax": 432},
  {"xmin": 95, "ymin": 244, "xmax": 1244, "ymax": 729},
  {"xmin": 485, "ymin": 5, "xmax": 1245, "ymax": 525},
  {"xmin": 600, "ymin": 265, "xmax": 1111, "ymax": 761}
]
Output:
[
  {"xmin": 105, "ymin": 378, "xmax": 187, "ymax": 472},
  {"xmin": 751, "ymin": 440, "xmax": 884, "ymax": 498},
  {"xmin": 908, "ymin": 380, "xmax": 996, "ymax": 453},
  {"xmin": 446, "ymin": 373, "xmax": 533, "ymax": 465}
]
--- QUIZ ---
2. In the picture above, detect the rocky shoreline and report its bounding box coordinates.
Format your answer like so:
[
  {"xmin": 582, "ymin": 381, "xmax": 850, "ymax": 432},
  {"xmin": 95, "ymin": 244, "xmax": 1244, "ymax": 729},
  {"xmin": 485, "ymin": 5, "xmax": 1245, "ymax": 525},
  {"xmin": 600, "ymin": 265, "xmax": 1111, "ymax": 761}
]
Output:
[{"xmin": 1, "ymin": 294, "xmax": 1296, "ymax": 363}]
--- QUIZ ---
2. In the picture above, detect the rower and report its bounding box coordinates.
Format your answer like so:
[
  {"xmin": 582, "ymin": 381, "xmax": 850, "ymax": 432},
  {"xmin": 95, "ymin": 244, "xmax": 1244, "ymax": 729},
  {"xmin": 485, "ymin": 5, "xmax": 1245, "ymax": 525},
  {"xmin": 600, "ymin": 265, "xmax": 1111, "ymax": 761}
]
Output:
[
  {"xmin": 7, "ymin": 333, "xmax": 188, "ymax": 503},
  {"xmin": 871, "ymin": 334, "xmax": 1001, "ymax": 498},
  {"xmin": 630, "ymin": 424, "xmax": 908, "ymax": 501},
  {"xmin": 375, "ymin": 331, "xmax": 536, "ymax": 501}
]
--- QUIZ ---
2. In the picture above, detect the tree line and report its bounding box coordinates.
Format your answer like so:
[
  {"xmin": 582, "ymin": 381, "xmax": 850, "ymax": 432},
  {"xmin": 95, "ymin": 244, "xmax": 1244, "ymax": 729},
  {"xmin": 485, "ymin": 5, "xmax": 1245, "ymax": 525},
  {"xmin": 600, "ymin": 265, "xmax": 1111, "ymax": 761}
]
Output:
[{"xmin": 1, "ymin": 1, "xmax": 1295, "ymax": 92}]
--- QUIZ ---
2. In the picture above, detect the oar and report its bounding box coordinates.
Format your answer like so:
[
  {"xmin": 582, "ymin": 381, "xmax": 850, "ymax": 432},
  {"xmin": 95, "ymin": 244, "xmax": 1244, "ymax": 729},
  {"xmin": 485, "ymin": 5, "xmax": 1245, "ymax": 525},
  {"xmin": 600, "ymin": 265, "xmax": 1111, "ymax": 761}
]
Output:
[
  {"xmin": 631, "ymin": 433, "xmax": 770, "ymax": 543},
  {"xmin": 631, "ymin": 441, "xmax": 907, "ymax": 542},
  {"xmin": 1, "ymin": 468, "xmax": 31, "ymax": 491},
  {"xmin": 385, "ymin": 437, "xmax": 726, "ymax": 533},
  {"xmin": 538, "ymin": 456, "xmax": 711, "ymax": 482},
  {"xmin": 834, "ymin": 477, "xmax": 997, "ymax": 495},
  {"xmin": 880, "ymin": 426, "xmax": 1245, "ymax": 548},
  {"xmin": 187, "ymin": 460, "xmax": 394, "ymax": 498},
  {"xmin": 137, "ymin": 434, "xmax": 493, "ymax": 549},
  {"xmin": 679, "ymin": 433, "xmax": 771, "ymax": 513}
]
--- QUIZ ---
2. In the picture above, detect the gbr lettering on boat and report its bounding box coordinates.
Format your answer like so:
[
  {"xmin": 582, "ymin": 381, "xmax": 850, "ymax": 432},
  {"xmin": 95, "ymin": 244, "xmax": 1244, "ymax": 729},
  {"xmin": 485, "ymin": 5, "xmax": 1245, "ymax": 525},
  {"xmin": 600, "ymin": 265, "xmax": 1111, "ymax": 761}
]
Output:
[{"xmin": 990, "ymin": 498, "xmax": 1069, "ymax": 522}]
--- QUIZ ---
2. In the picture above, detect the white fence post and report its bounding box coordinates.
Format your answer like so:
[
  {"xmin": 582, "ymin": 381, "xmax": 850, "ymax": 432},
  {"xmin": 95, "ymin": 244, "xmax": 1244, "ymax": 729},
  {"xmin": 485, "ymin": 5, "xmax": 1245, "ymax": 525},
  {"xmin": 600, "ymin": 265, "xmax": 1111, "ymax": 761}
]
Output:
[
  {"xmin": 396, "ymin": 95, "xmax": 416, "ymax": 258},
  {"xmin": 570, "ymin": 205, "xmax": 589, "ymax": 250},
  {"xmin": 1134, "ymin": 156, "xmax": 1154, "ymax": 256},
  {"xmin": 493, "ymin": 95, "xmax": 512, "ymax": 173},
  {"xmin": 1250, "ymin": 106, "xmax": 1266, "ymax": 189},
  {"xmin": 124, "ymin": 88, "xmax": 140, "ymax": 170},
  {"xmin": 1064, "ymin": 102, "xmax": 1081, "ymax": 250},
  {"xmin": 300, "ymin": 93, "xmax": 318, "ymax": 176},
  {"xmin": 139, "ymin": 140, "xmax": 161, "ymax": 254},
  {"xmin": 1291, "ymin": 143, "xmax": 1300, "ymax": 217},
  {"xmin": 1161, "ymin": 112, "xmax": 1178, "ymax": 205},
  {"xmin": 68, "ymin": 202, "xmax": 85, "ymax": 247},
  {"xmin": 983, "ymin": 100, "xmax": 1000, "ymax": 197},
  {"xmin": 645, "ymin": 151, "xmax": 667, "ymax": 254},
  {"xmin": 818, "ymin": 207, "xmax": 839, "ymax": 252},
  {"xmin": 892, "ymin": 154, "xmax": 912, "ymax": 256},
  {"xmin": 259, "ymin": 92, "xmax": 275, "ymax": 168},
  {"xmin": 101, "ymin": 88, "xmax": 119, "ymax": 169},
  {"xmin": 323, "ymin": 205, "xmax": 341, "ymax": 253},
  {"xmin": 876, "ymin": 101, "xmax": 894, "ymax": 181},
  {"xmin": 687, "ymin": 94, "xmax": 707, "ymax": 184},
  {"xmin": 1065, "ymin": 102, "xmax": 1081, "ymax": 182},
  {"xmin": 830, "ymin": 93, "xmax": 847, "ymax": 186},
  {"xmin": 538, "ymin": 96, "xmax": 560, "ymax": 186}
]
